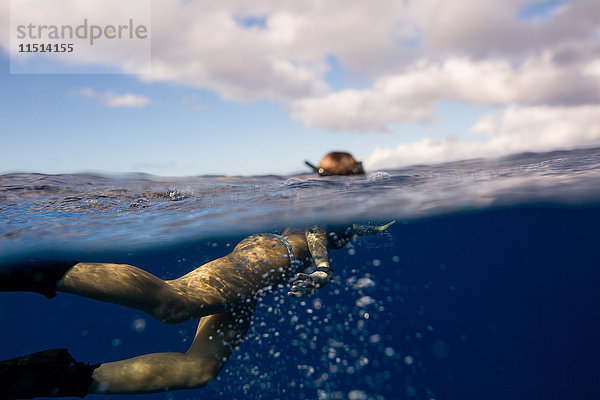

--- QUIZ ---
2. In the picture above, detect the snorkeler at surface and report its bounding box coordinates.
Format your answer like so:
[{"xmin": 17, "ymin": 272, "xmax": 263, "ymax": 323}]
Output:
[
  {"xmin": 305, "ymin": 151, "xmax": 365, "ymax": 176},
  {"xmin": 0, "ymin": 222, "xmax": 393, "ymax": 398}
]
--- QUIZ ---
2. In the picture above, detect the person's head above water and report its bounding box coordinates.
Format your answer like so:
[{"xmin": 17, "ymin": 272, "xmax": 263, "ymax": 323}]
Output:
[{"xmin": 305, "ymin": 152, "xmax": 365, "ymax": 176}]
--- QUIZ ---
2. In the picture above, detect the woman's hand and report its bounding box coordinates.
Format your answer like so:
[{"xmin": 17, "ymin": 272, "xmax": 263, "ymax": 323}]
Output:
[{"xmin": 287, "ymin": 271, "xmax": 330, "ymax": 297}]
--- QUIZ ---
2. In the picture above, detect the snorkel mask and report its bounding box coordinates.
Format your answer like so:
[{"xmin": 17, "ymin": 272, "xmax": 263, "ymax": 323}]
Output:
[{"xmin": 305, "ymin": 160, "xmax": 365, "ymax": 176}]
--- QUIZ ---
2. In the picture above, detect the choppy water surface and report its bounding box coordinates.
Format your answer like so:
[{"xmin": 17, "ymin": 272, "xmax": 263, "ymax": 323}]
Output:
[{"xmin": 1, "ymin": 147, "xmax": 599, "ymax": 255}]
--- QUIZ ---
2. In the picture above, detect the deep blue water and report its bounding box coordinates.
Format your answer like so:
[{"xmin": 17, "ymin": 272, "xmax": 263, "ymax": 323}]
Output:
[{"xmin": 1, "ymin": 148, "xmax": 600, "ymax": 399}]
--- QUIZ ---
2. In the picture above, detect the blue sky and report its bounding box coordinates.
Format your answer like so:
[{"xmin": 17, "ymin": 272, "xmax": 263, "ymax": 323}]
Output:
[
  {"xmin": 0, "ymin": 56, "xmax": 490, "ymax": 176},
  {"xmin": 1, "ymin": 0, "xmax": 599, "ymax": 176}
]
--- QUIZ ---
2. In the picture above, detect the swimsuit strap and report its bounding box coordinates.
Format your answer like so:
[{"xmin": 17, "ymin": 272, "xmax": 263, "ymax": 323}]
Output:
[{"xmin": 269, "ymin": 233, "xmax": 300, "ymax": 267}]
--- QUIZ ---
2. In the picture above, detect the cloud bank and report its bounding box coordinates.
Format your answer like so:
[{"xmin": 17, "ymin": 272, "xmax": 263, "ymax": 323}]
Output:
[{"xmin": 366, "ymin": 105, "xmax": 600, "ymax": 169}]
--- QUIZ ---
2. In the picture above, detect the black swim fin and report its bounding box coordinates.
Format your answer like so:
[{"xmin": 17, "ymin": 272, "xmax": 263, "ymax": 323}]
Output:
[
  {"xmin": 0, "ymin": 258, "xmax": 78, "ymax": 298},
  {"xmin": 0, "ymin": 348, "xmax": 99, "ymax": 399}
]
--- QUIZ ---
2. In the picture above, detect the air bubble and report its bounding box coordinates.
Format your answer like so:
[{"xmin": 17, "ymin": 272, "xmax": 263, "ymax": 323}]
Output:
[
  {"xmin": 356, "ymin": 296, "xmax": 375, "ymax": 307},
  {"xmin": 369, "ymin": 334, "xmax": 381, "ymax": 343},
  {"xmin": 353, "ymin": 277, "xmax": 376, "ymax": 290},
  {"xmin": 348, "ymin": 389, "xmax": 367, "ymax": 400},
  {"xmin": 131, "ymin": 318, "xmax": 146, "ymax": 333}
]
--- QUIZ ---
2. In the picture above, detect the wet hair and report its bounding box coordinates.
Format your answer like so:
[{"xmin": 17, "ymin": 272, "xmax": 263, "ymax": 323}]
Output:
[{"xmin": 318, "ymin": 152, "xmax": 364, "ymax": 176}]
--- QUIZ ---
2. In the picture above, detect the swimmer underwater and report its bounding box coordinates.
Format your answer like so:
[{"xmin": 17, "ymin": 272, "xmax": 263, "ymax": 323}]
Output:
[{"xmin": 0, "ymin": 222, "xmax": 393, "ymax": 398}]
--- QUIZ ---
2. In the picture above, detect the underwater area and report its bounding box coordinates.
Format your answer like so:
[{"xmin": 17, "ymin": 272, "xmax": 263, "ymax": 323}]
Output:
[{"xmin": 1, "ymin": 147, "xmax": 599, "ymax": 399}]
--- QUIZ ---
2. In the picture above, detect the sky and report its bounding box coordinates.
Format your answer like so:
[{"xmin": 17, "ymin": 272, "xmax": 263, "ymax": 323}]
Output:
[{"xmin": 1, "ymin": 0, "xmax": 599, "ymax": 176}]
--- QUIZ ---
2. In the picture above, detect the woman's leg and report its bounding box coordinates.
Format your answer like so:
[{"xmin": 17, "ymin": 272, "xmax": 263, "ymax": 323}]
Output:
[
  {"xmin": 0, "ymin": 304, "xmax": 255, "ymax": 397},
  {"xmin": 1, "ymin": 234, "xmax": 289, "ymax": 324},
  {"xmin": 57, "ymin": 262, "xmax": 226, "ymax": 324},
  {"xmin": 89, "ymin": 303, "xmax": 255, "ymax": 394}
]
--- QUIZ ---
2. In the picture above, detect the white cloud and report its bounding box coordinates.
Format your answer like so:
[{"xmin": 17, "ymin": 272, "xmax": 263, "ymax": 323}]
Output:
[
  {"xmin": 406, "ymin": 0, "xmax": 600, "ymax": 58},
  {"xmin": 291, "ymin": 53, "xmax": 600, "ymax": 132},
  {"xmin": 471, "ymin": 104, "xmax": 600, "ymax": 151},
  {"xmin": 73, "ymin": 87, "xmax": 150, "ymax": 108},
  {"xmin": 137, "ymin": 0, "xmax": 411, "ymax": 101},
  {"xmin": 366, "ymin": 105, "xmax": 600, "ymax": 169},
  {"xmin": 1, "ymin": 0, "xmax": 409, "ymax": 101},
  {"xmin": 285, "ymin": 0, "xmax": 600, "ymax": 132},
  {"xmin": 3, "ymin": 0, "xmax": 598, "ymax": 105}
]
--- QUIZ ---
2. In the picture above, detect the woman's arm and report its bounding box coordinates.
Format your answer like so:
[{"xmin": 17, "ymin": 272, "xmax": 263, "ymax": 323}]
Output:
[{"xmin": 288, "ymin": 226, "xmax": 333, "ymax": 297}]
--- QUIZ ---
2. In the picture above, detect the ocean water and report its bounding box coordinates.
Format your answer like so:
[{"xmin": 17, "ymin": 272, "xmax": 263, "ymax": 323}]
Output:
[{"xmin": 1, "ymin": 147, "xmax": 599, "ymax": 399}]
